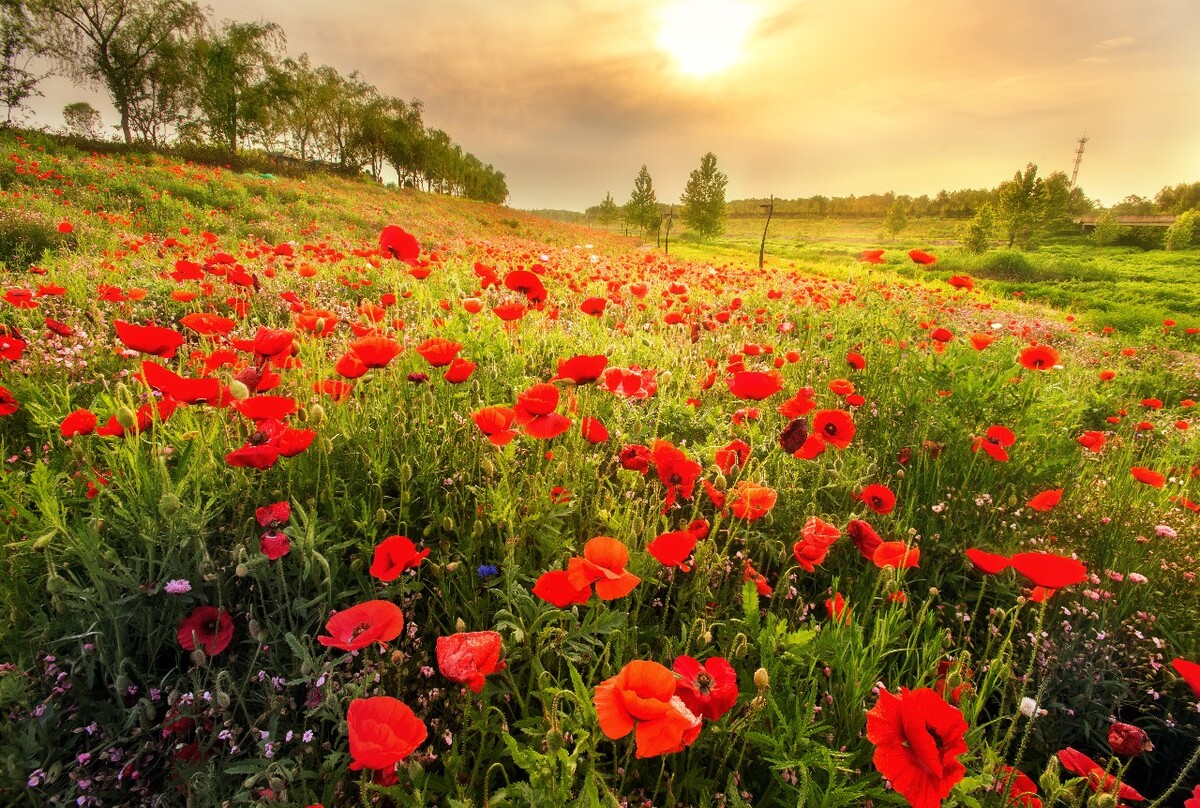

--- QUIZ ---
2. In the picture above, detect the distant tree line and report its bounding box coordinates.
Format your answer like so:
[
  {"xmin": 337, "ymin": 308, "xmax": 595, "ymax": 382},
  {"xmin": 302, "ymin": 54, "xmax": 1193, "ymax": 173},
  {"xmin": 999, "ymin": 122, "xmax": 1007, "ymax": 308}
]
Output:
[{"xmin": 0, "ymin": 0, "xmax": 508, "ymax": 203}]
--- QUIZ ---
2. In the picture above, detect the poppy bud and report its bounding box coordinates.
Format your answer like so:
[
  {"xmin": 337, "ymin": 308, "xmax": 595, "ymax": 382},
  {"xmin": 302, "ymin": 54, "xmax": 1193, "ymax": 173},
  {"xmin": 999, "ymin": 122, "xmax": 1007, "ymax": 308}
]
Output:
[
  {"xmin": 455, "ymin": 617, "xmax": 466, "ymax": 632},
  {"xmin": 1107, "ymin": 722, "xmax": 1152, "ymax": 756},
  {"xmin": 400, "ymin": 462, "xmax": 413, "ymax": 482},
  {"xmin": 442, "ymin": 516, "xmax": 454, "ymax": 532},
  {"xmin": 47, "ymin": 574, "xmax": 67, "ymax": 594},
  {"xmin": 1088, "ymin": 794, "xmax": 1117, "ymax": 808},
  {"xmin": 116, "ymin": 406, "xmax": 138, "ymax": 428},
  {"xmin": 754, "ymin": 667, "xmax": 770, "ymax": 692},
  {"xmin": 216, "ymin": 690, "xmax": 231, "ymax": 709},
  {"xmin": 314, "ymin": 317, "xmax": 326, "ymax": 334},
  {"xmin": 471, "ymin": 520, "xmax": 483, "ymax": 538},
  {"xmin": 481, "ymin": 457, "xmax": 495, "ymax": 475},
  {"xmin": 390, "ymin": 650, "xmax": 405, "ymax": 665},
  {"xmin": 248, "ymin": 619, "xmax": 266, "ymax": 642},
  {"xmin": 307, "ymin": 403, "xmax": 326, "ymax": 425},
  {"xmin": 228, "ymin": 379, "xmax": 250, "ymax": 400},
  {"xmin": 158, "ymin": 492, "xmax": 182, "ymax": 517},
  {"xmin": 235, "ymin": 562, "xmax": 249, "ymax": 577},
  {"xmin": 444, "ymin": 561, "xmax": 460, "ymax": 573},
  {"xmin": 190, "ymin": 649, "xmax": 208, "ymax": 668}
]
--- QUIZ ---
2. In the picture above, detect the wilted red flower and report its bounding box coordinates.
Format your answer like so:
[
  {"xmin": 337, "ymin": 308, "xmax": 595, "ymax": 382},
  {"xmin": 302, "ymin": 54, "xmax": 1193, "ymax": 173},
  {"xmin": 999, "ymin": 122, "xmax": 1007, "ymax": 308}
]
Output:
[
  {"xmin": 673, "ymin": 656, "xmax": 738, "ymax": 721},
  {"xmin": 379, "ymin": 225, "xmax": 420, "ymax": 264},
  {"xmin": 415, "ymin": 337, "xmax": 462, "ymax": 367},
  {"xmin": 370, "ymin": 535, "xmax": 429, "ymax": 582},
  {"xmin": 907, "ymin": 249, "xmax": 937, "ymax": 265},
  {"xmin": 1130, "ymin": 466, "xmax": 1165, "ymax": 488},
  {"xmin": 779, "ymin": 417, "xmax": 809, "ymax": 454},
  {"xmin": 856, "ymin": 484, "xmax": 896, "ymax": 515},
  {"xmin": 873, "ymin": 541, "xmax": 920, "ymax": 569},
  {"xmin": 177, "ymin": 606, "xmax": 234, "ymax": 655},
  {"xmin": 552, "ymin": 354, "xmax": 608, "ymax": 384},
  {"xmin": 1026, "ymin": 489, "xmax": 1063, "ymax": 512},
  {"xmin": 593, "ymin": 660, "xmax": 702, "ymax": 759},
  {"xmin": 1009, "ymin": 552, "xmax": 1087, "ymax": 589},
  {"xmin": 1108, "ymin": 722, "xmax": 1153, "ymax": 756},
  {"xmin": 567, "ymin": 536, "xmax": 640, "ymax": 600},
  {"xmin": 317, "ymin": 600, "xmax": 405, "ymax": 652},
  {"xmin": 866, "ymin": 687, "xmax": 968, "ymax": 808},
  {"xmin": 346, "ymin": 696, "xmax": 426, "ymax": 771},
  {"xmin": 115, "ymin": 320, "xmax": 185, "ymax": 359},
  {"xmin": 812, "ymin": 409, "xmax": 855, "ymax": 450},
  {"xmin": 1018, "ymin": 345, "xmax": 1059, "ymax": 371},
  {"xmin": 726, "ymin": 370, "xmax": 783, "ymax": 401},
  {"xmin": 793, "ymin": 517, "xmax": 840, "ymax": 572},
  {"xmin": 1056, "ymin": 747, "xmax": 1144, "ymax": 801},
  {"xmin": 973, "ymin": 425, "xmax": 1015, "ymax": 462},
  {"xmin": 436, "ymin": 631, "xmax": 505, "ymax": 693},
  {"xmin": 728, "ymin": 481, "xmax": 777, "ymax": 521},
  {"xmin": 532, "ymin": 570, "xmax": 592, "ymax": 607}
]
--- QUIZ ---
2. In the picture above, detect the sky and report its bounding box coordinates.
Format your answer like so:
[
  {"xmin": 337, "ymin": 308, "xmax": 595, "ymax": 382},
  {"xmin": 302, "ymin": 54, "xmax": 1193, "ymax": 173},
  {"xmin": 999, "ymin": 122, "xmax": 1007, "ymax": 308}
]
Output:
[{"xmin": 22, "ymin": 0, "xmax": 1200, "ymax": 211}]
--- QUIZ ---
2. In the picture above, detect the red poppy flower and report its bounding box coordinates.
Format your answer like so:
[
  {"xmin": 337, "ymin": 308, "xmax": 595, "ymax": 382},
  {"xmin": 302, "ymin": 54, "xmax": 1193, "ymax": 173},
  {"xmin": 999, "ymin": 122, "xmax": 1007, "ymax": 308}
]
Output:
[
  {"xmin": 947, "ymin": 275, "xmax": 974, "ymax": 291},
  {"xmin": 255, "ymin": 501, "xmax": 290, "ymax": 528},
  {"xmin": 251, "ymin": 327, "xmax": 294, "ymax": 360},
  {"xmin": 416, "ymin": 337, "xmax": 462, "ymax": 367},
  {"xmin": 995, "ymin": 766, "xmax": 1042, "ymax": 808},
  {"xmin": 436, "ymin": 631, "xmax": 505, "ymax": 693},
  {"xmin": 1185, "ymin": 785, "xmax": 1200, "ymax": 808},
  {"xmin": 908, "ymin": 249, "xmax": 937, "ymax": 265},
  {"xmin": 349, "ymin": 335, "xmax": 401, "ymax": 369},
  {"xmin": 812, "ymin": 409, "xmax": 855, "ymax": 450},
  {"xmin": 532, "ymin": 570, "xmax": 592, "ymax": 607},
  {"xmin": 233, "ymin": 395, "xmax": 297, "ymax": 422},
  {"xmin": 778, "ymin": 387, "xmax": 817, "ymax": 418},
  {"xmin": 593, "ymin": 660, "xmax": 702, "ymax": 759},
  {"xmin": 866, "ymin": 687, "xmax": 968, "ymax": 808},
  {"xmin": 846, "ymin": 351, "xmax": 866, "ymax": 370},
  {"xmin": 969, "ymin": 333, "xmax": 996, "ymax": 351},
  {"xmin": 619, "ymin": 444, "xmax": 652, "ymax": 473},
  {"xmin": 1018, "ymin": 345, "xmax": 1059, "ymax": 371},
  {"xmin": 973, "ymin": 425, "xmax": 1015, "ymax": 462},
  {"xmin": 793, "ymin": 517, "xmax": 841, "ymax": 572},
  {"xmin": 1056, "ymin": 748, "xmax": 1144, "ymax": 801},
  {"xmin": 860, "ymin": 249, "xmax": 885, "ymax": 264},
  {"xmin": 442, "ymin": 357, "xmax": 476, "ymax": 384},
  {"xmin": 744, "ymin": 561, "xmax": 772, "ymax": 596},
  {"xmin": 225, "ymin": 444, "xmax": 279, "ymax": 470},
  {"xmin": 115, "ymin": 320, "xmax": 185, "ymax": 359},
  {"xmin": 567, "ymin": 536, "xmax": 640, "ymax": 600},
  {"xmin": 600, "ymin": 366, "xmax": 657, "ymax": 399},
  {"xmin": 1108, "ymin": 722, "xmax": 1153, "ymax": 756},
  {"xmin": 873, "ymin": 541, "xmax": 919, "ymax": 569},
  {"xmin": 177, "ymin": 606, "xmax": 234, "ymax": 655},
  {"xmin": 1009, "ymin": 552, "xmax": 1086, "ymax": 589},
  {"xmin": 847, "ymin": 518, "xmax": 882, "ymax": 560},
  {"xmin": 317, "ymin": 600, "xmax": 405, "ymax": 652},
  {"xmin": 651, "ymin": 440, "xmax": 702, "ymax": 508},
  {"xmin": 473, "ymin": 406, "xmax": 518, "ymax": 446},
  {"xmin": 552, "ymin": 354, "xmax": 608, "ymax": 384},
  {"xmin": 728, "ymin": 481, "xmax": 777, "ymax": 521},
  {"xmin": 856, "ymin": 484, "xmax": 896, "ymax": 515},
  {"xmin": 726, "ymin": 370, "xmax": 783, "ymax": 401},
  {"xmin": 647, "ymin": 529, "xmax": 698, "ymax": 570},
  {"xmin": 346, "ymin": 696, "xmax": 426, "ymax": 772},
  {"xmin": 259, "ymin": 530, "xmax": 290, "ymax": 560},
  {"xmin": 1026, "ymin": 489, "xmax": 1063, "ymax": 512},
  {"xmin": 714, "ymin": 439, "xmax": 751, "ymax": 475},
  {"xmin": 965, "ymin": 548, "xmax": 1010, "ymax": 575},
  {"xmin": 825, "ymin": 592, "xmax": 851, "ymax": 624},
  {"xmin": 779, "ymin": 418, "xmax": 809, "ymax": 454},
  {"xmin": 673, "ymin": 656, "xmax": 738, "ymax": 721},
  {"xmin": 503, "ymin": 269, "xmax": 546, "ymax": 302},
  {"xmin": 1130, "ymin": 466, "xmax": 1165, "ymax": 488},
  {"xmin": 60, "ymin": 408, "xmax": 97, "ymax": 437},
  {"xmin": 580, "ymin": 416, "xmax": 609, "ymax": 444},
  {"xmin": 1172, "ymin": 657, "xmax": 1200, "ymax": 698},
  {"xmin": 930, "ymin": 327, "xmax": 954, "ymax": 344},
  {"xmin": 370, "ymin": 535, "xmax": 430, "ymax": 582},
  {"xmin": 1076, "ymin": 431, "xmax": 1106, "ymax": 452},
  {"xmin": 379, "ymin": 225, "xmax": 420, "ymax": 264}
]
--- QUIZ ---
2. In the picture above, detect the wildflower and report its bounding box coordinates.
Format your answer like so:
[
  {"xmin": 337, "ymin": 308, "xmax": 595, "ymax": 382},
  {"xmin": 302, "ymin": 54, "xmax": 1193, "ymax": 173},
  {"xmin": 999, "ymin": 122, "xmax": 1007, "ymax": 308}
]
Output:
[
  {"xmin": 567, "ymin": 536, "xmax": 640, "ymax": 600},
  {"xmin": 1009, "ymin": 552, "xmax": 1087, "ymax": 589},
  {"xmin": 995, "ymin": 766, "xmax": 1041, "ymax": 808},
  {"xmin": 856, "ymin": 483, "xmax": 896, "ymax": 515},
  {"xmin": 1171, "ymin": 658, "xmax": 1200, "ymax": 698},
  {"xmin": 973, "ymin": 425, "xmax": 1015, "ymax": 462},
  {"xmin": 728, "ymin": 481, "xmax": 777, "ymax": 521},
  {"xmin": 346, "ymin": 696, "xmax": 426, "ymax": 772},
  {"xmin": 1026, "ymin": 489, "xmax": 1063, "ymax": 512},
  {"xmin": 317, "ymin": 600, "xmax": 405, "ymax": 652},
  {"xmin": 259, "ymin": 530, "xmax": 290, "ymax": 560},
  {"xmin": 1056, "ymin": 748, "xmax": 1144, "ymax": 801},
  {"xmin": 436, "ymin": 631, "xmax": 505, "ymax": 693},
  {"xmin": 1108, "ymin": 722, "xmax": 1153, "ymax": 756},
  {"xmin": 476, "ymin": 564, "xmax": 499, "ymax": 579},
  {"xmin": 551, "ymin": 354, "xmax": 608, "ymax": 384},
  {"xmin": 177, "ymin": 606, "xmax": 234, "ymax": 655},
  {"xmin": 164, "ymin": 579, "xmax": 192, "ymax": 595},
  {"xmin": 650, "ymin": 440, "xmax": 702, "ymax": 508},
  {"xmin": 793, "ymin": 517, "xmax": 841, "ymax": 572},
  {"xmin": 908, "ymin": 249, "xmax": 937, "ymax": 265},
  {"xmin": 866, "ymin": 686, "xmax": 968, "ymax": 808},
  {"xmin": 593, "ymin": 660, "xmax": 702, "ymax": 758},
  {"xmin": 1131, "ymin": 466, "xmax": 1165, "ymax": 488},
  {"xmin": 726, "ymin": 370, "xmax": 783, "ymax": 401},
  {"xmin": 1018, "ymin": 345, "xmax": 1059, "ymax": 370},
  {"xmin": 673, "ymin": 656, "xmax": 738, "ymax": 721},
  {"xmin": 369, "ymin": 535, "xmax": 430, "ymax": 582}
]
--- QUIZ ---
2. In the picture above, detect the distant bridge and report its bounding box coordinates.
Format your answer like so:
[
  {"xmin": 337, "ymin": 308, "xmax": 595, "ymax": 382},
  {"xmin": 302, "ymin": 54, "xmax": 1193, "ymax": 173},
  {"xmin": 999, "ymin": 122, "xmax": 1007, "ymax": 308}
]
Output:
[{"xmin": 1074, "ymin": 214, "xmax": 1177, "ymax": 230}]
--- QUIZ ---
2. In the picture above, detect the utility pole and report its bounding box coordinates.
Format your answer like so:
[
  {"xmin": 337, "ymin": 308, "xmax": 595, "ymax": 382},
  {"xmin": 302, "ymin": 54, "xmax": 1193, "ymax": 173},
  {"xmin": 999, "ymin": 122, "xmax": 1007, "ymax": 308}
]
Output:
[
  {"xmin": 663, "ymin": 207, "xmax": 674, "ymax": 255},
  {"xmin": 758, "ymin": 195, "xmax": 774, "ymax": 270},
  {"xmin": 1070, "ymin": 136, "xmax": 1088, "ymax": 191}
]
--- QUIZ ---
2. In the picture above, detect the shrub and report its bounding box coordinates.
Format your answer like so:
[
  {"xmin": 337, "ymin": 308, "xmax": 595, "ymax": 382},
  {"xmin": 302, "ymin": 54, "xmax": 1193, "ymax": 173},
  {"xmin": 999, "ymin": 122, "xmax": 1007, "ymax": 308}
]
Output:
[
  {"xmin": 0, "ymin": 210, "xmax": 69, "ymax": 271},
  {"xmin": 1164, "ymin": 210, "xmax": 1197, "ymax": 250}
]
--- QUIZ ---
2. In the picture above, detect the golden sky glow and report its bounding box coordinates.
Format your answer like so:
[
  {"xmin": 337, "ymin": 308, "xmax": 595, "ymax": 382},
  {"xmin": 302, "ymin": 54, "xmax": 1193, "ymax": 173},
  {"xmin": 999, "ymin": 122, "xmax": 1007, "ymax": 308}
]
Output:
[
  {"xmin": 656, "ymin": 0, "xmax": 758, "ymax": 78},
  {"xmin": 29, "ymin": 0, "xmax": 1200, "ymax": 210}
]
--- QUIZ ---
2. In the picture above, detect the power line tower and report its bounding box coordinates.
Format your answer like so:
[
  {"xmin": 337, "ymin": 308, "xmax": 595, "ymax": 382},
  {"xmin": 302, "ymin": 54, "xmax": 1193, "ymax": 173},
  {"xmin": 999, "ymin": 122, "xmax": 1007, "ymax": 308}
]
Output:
[{"xmin": 1069, "ymin": 136, "xmax": 1088, "ymax": 191}]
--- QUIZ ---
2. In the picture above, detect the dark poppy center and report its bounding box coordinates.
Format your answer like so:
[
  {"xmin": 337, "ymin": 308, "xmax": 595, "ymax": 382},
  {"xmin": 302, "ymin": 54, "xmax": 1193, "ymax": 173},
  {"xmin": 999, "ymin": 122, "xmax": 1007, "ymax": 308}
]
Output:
[
  {"xmin": 823, "ymin": 423, "xmax": 838, "ymax": 436},
  {"xmin": 695, "ymin": 672, "xmax": 713, "ymax": 695},
  {"xmin": 669, "ymin": 473, "xmax": 683, "ymax": 485},
  {"xmin": 249, "ymin": 430, "xmax": 270, "ymax": 445}
]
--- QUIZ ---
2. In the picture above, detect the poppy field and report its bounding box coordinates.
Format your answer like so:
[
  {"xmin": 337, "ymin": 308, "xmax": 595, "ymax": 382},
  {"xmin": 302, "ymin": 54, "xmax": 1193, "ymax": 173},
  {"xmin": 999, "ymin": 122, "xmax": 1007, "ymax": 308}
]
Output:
[{"xmin": 1, "ymin": 129, "xmax": 1200, "ymax": 807}]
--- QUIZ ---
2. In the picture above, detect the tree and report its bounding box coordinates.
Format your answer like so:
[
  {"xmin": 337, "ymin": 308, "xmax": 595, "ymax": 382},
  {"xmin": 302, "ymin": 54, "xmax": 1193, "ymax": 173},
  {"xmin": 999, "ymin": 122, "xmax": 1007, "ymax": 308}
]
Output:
[
  {"xmin": 679, "ymin": 151, "xmax": 727, "ymax": 239},
  {"xmin": 1164, "ymin": 210, "xmax": 1197, "ymax": 251},
  {"xmin": 62, "ymin": 100, "xmax": 100, "ymax": 137},
  {"xmin": 190, "ymin": 20, "xmax": 284, "ymax": 154},
  {"xmin": 1155, "ymin": 182, "xmax": 1200, "ymax": 214},
  {"xmin": 1, "ymin": 0, "xmax": 41, "ymax": 123},
  {"xmin": 961, "ymin": 203, "xmax": 994, "ymax": 254},
  {"xmin": 881, "ymin": 197, "xmax": 908, "ymax": 239},
  {"xmin": 28, "ymin": 0, "xmax": 205, "ymax": 143},
  {"xmin": 625, "ymin": 165, "xmax": 659, "ymax": 238},
  {"xmin": 1091, "ymin": 210, "xmax": 1125, "ymax": 247},
  {"xmin": 994, "ymin": 163, "xmax": 1073, "ymax": 249},
  {"xmin": 594, "ymin": 192, "xmax": 620, "ymax": 227}
]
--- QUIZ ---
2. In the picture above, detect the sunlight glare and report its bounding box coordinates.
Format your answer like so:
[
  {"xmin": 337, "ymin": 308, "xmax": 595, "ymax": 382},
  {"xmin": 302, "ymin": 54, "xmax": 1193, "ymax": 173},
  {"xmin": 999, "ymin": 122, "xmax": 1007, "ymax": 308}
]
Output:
[{"xmin": 656, "ymin": 0, "xmax": 758, "ymax": 78}]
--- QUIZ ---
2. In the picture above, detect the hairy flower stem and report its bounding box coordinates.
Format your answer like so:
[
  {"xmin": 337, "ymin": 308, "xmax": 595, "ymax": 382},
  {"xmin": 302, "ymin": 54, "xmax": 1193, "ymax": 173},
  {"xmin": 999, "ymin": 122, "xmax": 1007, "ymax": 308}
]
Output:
[
  {"xmin": 998, "ymin": 599, "xmax": 1047, "ymax": 762},
  {"xmin": 1145, "ymin": 740, "xmax": 1200, "ymax": 808}
]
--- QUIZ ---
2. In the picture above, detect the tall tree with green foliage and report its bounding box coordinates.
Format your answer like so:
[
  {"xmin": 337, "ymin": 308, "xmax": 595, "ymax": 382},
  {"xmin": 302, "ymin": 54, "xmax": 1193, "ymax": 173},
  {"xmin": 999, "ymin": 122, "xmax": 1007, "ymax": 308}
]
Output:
[
  {"xmin": 1164, "ymin": 210, "xmax": 1197, "ymax": 251},
  {"xmin": 190, "ymin": 20, "xmax": 284, "ymax": 154},
  {"xmin": 961, "ymin": 203, "xmax": 994, "ymax": 253},
  {"xmin": 679, "ymin": 151, "xmax": 727, "ymax": 239},
  {"xmin": 595, "ymin": 192, "xmax": 620, "ymax": 227},
  {"xmin": 625, "ymin": 165, "xmax": 659, "ymax": 238},
  {"xmin": 28, "ymin": 0, "xmax": 204, "ymax": 143},
  {"xmin": 994, "ymin": 163, "xmax": 1073, "ymax": 249},
  {"xmin": 881, "ymin": 197, "xmax": 908, "ymax": 239},
  {"xmin": 1, "ymin": 0, "xmax": 41, "ymax": 123},
  {"xmin": 62, "ymin": 100, "xmax": 100, "ymax": 136}
]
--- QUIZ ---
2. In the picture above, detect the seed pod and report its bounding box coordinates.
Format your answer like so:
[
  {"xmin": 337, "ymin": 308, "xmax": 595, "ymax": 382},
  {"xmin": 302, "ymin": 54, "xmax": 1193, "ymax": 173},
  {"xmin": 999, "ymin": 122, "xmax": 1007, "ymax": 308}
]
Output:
[
  {"xmin": 228, "ymin": 379, "xmax": 250, "ymax": 400},
  {"xmin": 480, "ymin": 456, "xmax": 495, "ymax": 476},
  {"xmin": 235, "ymin": 563, "xmax": 249, "ymax": 577},
  {"xmin": 374, "ymin": 508, "xmax": 388, "ymax": 524}
]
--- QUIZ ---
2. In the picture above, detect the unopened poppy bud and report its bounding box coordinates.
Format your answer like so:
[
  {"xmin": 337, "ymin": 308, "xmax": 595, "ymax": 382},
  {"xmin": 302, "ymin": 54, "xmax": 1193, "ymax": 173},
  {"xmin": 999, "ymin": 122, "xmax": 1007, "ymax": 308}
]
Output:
[
  {"xmin": 455, "ymin": 617, "xmax": 466, "ymax": 632},
  {"xmin": 307, "ymin": 403, "xmax": 326, "ymax": 425},
  {"xmin": 158, "ymin": 492, "xmax": 181, "ymax": 517},
  {"xmin": 116, "ymin": 406, "xmax": 138, "ymax": 428},
  {"xmin": 714, "ymin": 472, "xmax": 728, "ymax": 490},
  {"xmin": 400, "ymin": 462, "xmax": 413, "ymax": 482},
  {"xmin": 754, "ymin": 667, "xmax": 770, "ymax": 692},
  {"xmin": 444, "ymin": 561, "xmax": 460, "ymax": 573},
  {"xmin": 658, "ymin": 370, "xmax": 672, "ymax": 386},
  {"xmin": 423, "ymin": 523, "xmax": 435, "ymax": 537},
  {"xmin": 895, "ymin": 469, "xmax": 905, "ymax": 478},
  {"xmin": 442, "ymin": 516, "xmax": 454, "ymax": 532},
  {"xmin": 235, "ymin": 563, "xmax": 249, "ymax": 577},
  {"xmin": 471, "ymin": 520, "xmax": 483, "ymax": 538},
  {"xmin": 1088, "ymin": 794, "xmax": 1117, "ymax": 808},
  {"xmin": 228, "ymin": 379, "xmax": 250, "ymax": 400},
  {"xmin": 46, "ymin": 574, "xmax": 67, "ymax": 594},
  {"xmin": 374, "ymin": 508, "xmax": 388, "ymax": 524},
  {"xmin": 702, "ymin": 631, "xmax": 712, "ymax": 644},
  {"xmin": 190, "ymin": 649, "xmax": 208, "ymax": 667},
  {"xmin": 480, "ymin": 457, "xmax": 495, "ymax": 475},
  {"xmin": 216, "ymin": 690, "xmax": 231, "ymax": 709},
  {"xmin": 314, "ymin": 317, "xmax": 326, "ymax": 334},
  {"xmin": 1108, "ymin": 721, "xmax": 1152, "ymax": 756}
]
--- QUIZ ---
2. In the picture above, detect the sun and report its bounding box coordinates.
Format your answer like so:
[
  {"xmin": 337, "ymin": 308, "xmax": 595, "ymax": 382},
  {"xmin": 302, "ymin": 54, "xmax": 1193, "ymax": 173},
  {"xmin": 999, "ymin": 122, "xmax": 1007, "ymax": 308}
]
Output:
[{"xmin": 656, "ymin": 0, "xmax": 758, "ymax": 78}]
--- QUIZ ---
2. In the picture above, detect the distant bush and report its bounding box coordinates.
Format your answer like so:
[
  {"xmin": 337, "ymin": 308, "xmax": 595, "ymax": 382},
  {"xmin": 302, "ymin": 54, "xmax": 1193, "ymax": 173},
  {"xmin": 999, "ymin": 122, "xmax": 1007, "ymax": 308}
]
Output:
[
  {"xmin": 974, "ymin": 249, "xmax": 1034, "ymax": 280},
  {"xmin": 1164, "ymin": 210, "xmax": 1197, "ymax": 250},
  {"xmin": 0, "ymin": 210, "xmax": 70, "ymax": 271}
]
